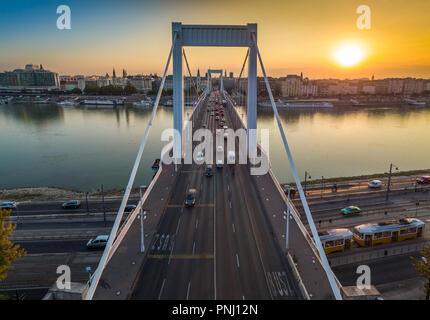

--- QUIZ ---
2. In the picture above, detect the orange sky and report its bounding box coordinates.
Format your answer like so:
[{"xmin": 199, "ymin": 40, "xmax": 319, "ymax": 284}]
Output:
[{"xmin": 1, "ymin": 0, "xmax": 429, "ymax": 79}]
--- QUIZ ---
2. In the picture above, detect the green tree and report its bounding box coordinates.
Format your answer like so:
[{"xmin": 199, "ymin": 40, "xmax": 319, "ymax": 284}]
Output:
[
  {"xmin": 123, "ymin": 85, "xmax": 137, "ymax": 95},
  {"xmin": 69, "ymin": 87, "xmax": 82, "ymax": 94},
  {"xmin": 411, "ymin": 245, "xmax": 430, "ymax": 300},
  {"xmin": 0, "ymin": 209, "xmax": 26, "ymax": 282}
]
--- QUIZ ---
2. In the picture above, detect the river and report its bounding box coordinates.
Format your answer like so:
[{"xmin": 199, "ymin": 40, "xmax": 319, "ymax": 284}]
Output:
[{"xmin": 0, "ymin": 102, "xmax": 429, "ymax": 191}]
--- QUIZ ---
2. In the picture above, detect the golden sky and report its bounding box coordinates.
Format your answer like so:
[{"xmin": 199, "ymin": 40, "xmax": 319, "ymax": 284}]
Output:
[{"xmin": 0, "ymin": 0, "xmax": 429, "ymax": 79}]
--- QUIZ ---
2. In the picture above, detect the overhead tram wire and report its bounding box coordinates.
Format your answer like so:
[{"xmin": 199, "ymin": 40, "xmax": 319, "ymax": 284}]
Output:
[
  {"xmin": 250, "ymin": 33, "xmax": 342, "ymax": 300},
  {"xmin": 85, "ymin": 32, "xmax": 178, "ymax": 300}
]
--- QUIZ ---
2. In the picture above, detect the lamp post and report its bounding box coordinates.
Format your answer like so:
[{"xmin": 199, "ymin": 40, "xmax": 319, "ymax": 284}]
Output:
[
  {"xmin": 85, "ymin": 192, "xmax": 89, "ymax": 214},
  {"xmin": 386, "ymin": 163, "xmax": 399, "ymax": 201},
  {"xmin": 321, "ymin": 176, "xmax": 324, "ymax": 199},
  {"xmin": 284, "ymin": 187, "xmax": 291, "ymax": 250},
  {"xmin": 139, "ymin": 185, "xmax": 146, "ymax": 253},
  {"xmin": 422, "ymin": 257, "xmax": 430, "ymax": 300},
  {"xmin": 101, "ymin": 184, "xmax": 106, "ymax": 227},
  {"xmin": 304, "ymin": 171, "xmax": 312, "ymax": 195}
]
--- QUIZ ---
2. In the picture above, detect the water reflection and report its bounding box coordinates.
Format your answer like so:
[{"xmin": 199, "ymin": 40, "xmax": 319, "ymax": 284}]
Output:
[
  {"xmin": 0, "ymin": 103, "xmax": 429, "ymax": 191},
  {"xmin": 0, "ymin": 103, "xmax": 64, "ymax": 128}
]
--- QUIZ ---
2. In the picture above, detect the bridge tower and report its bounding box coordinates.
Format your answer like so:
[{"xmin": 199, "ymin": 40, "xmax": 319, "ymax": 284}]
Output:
[
  {"xmin": 172, "ymin": 22, "xmax": 257, "ymax": 162},
  {"xmin": 206, "ymin": 69, "xmax": 224, "ymax": 93}
]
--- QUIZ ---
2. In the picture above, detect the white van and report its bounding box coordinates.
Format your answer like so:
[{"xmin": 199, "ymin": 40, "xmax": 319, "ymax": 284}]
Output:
[{"xmin": 227, "ymin": 151, "xmax": 235, "ymax": 164}]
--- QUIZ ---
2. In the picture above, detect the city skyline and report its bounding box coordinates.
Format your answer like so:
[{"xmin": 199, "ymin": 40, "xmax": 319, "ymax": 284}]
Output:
[{"xmin": 0, "ymin": 0, "xmax": 429, "ymax": 79}]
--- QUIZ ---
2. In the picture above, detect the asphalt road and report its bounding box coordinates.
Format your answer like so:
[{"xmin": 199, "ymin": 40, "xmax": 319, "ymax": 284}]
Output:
[
  {"xmin": 16, "ymin": 239, "xmax": 91, "ymax": 254},
  {"xmin": 132, "ymin": 92, "xmax": 300, "ymax": 300},
  {"xmin": 333, "ymin": 253, "xmax": 421, "ymax": 286},
  {"xmin": 9, "ymin": 198, "xmax": 139, "ymax": 217}
]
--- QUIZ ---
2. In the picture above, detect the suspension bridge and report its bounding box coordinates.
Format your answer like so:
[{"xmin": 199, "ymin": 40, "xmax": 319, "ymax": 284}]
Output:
[{"xmin": 84, "ymin": 23, "xmax": 343, "ymax": 300}]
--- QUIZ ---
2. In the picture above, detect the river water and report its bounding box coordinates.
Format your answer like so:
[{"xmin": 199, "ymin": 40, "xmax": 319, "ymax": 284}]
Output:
[{"xmin": 0, "ymin": 103, "xmax": 429, "ymax": 191}]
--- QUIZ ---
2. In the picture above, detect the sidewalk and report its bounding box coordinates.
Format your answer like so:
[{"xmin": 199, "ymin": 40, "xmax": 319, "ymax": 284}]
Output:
[{"xmin": 93, "ymin": 163, "xmax": 179, "ymax": 300}]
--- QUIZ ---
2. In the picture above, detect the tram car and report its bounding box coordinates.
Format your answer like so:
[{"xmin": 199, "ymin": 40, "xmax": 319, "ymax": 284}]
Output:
[
  {"xmin": 352, "ymin": 218, "xmax": 425, "ymax": 247},
  {"xmin": 318, "ymin": 228, "xmax": 354, "ymax": 254}
]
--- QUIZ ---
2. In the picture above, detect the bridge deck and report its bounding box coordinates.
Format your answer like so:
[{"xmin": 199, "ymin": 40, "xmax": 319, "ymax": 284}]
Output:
[{"xmin": 94, "ymin": 91, "xmax": 335, "ymax": 300}]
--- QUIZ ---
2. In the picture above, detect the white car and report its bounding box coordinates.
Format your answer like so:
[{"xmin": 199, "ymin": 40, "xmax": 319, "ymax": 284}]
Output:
[
  {"xmin": 216, "ymin": 129, "xmax": 222, "ymax": 135},
  {"xmin": 196, "ymin": 151, "xmax": 204, "ymax": 162},
  {"xmin": 223, "ymin": 126, "xmax": 228, "ymax": 129},
  {"xmin": 368, "ymin": 180, "xmax": 382, "ymax": 188},
  {"xmin": 87, "ymin": 235, "xmax": 108, "ymax": 250},
  {"xmin": 217, "ymin": 146, "xmax": 223, "ymax": 153},
  {"xmin": 1, "ymin": 201, "xmax": 17, "ymax": 210},
  {"xmin": 216, "ymin": 159, "xmax": 224, "ymax": 168}
]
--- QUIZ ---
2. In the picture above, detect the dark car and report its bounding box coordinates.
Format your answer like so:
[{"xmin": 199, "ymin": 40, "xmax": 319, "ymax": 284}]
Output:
[
  {"xmin": 62, "ymin": 200, "xmax": 81, "ymax": 209},
  {"xmin": 416, "ymin": 176, "xmax": 430, "ymax": 184},
  {"xmin": 185, "ymin": 189, "xmax": 197, "ymax": 207},
  {"xmin": 125, "ymin": 205, "xmax": 137, "ymax": 212},
  {"xmin": 205, "ymin": 165, "xmax": 213, "ymax": 177}
]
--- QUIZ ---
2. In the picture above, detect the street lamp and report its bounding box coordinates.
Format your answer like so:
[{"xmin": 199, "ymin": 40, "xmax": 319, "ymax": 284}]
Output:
[
  {"xmin": 321, "ymin": 176, "xmax": 325, "ymax": 199},
  {"xmin": 304, "ymin": 171, "xmax": 312, "ymax": 194},
  {"xmin": 139, "ymin": 185, "xmax": 147, "ymax": 253},
  {"xmin": 386, "ymin": 163, "xmax": 399, "ymax": 201},
  {"xmin": 284, "ymin": 186, "xmax": 292, "ymax": 249},
  {"xmin": 422, "ymin": 257, "xmax": 430, "ymax": 300}
]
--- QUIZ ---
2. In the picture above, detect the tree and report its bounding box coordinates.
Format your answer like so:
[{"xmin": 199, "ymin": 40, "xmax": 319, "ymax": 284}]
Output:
[
  {"xmin": 411, "ymin": 245, "xmax": 430, "ymax": 300},
  {"xmin": 123, "ymin": 85, "xmax": 137, "ymax": 95},
  {"xmin": 0, "ymin": 209, "xmax": 26, "ymax": 282},
  {"xmin": 69, "ymin": 87, "xmax": 82, "ymax": 94}
]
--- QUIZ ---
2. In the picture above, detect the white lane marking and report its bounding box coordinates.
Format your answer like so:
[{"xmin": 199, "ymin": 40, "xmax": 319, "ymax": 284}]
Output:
[
  {"xmin": 232, "ymin": 223, "xmax": 235, "ymax": 233},
  {"xmin": 236, "ymin": 253, "xmax": 240, "ymax": 268},
  {"xmin": 195, "ymin": 218, "xmax": 198, "ymax": 229},
  {"xmin": 186, "ymin": 281, "xmax": 191, "ymax": 300},
  {"xmin": 157, "ymin": 234, "xmax": 165, "ymax": 251},
  {"xmin": 213, "ymin": 164, "xmax": 217, "ymax": 300},
  {"xmin": 151, "ymin": 234, "xmax": 160, "ymax": 250},
  {"xmin": 227, "ymin": 184, "xmax": 230, "ymax": 191},
  {"xmin": 158, "ymin": 278, "xmax": 166, "ymax": 300},
  {"xmin": 192, "ymin": 241, "xmax": 196, "ymax": 255},
  {"xmin": 168, "ymin": 236, "xmax": 175, "ymax": 265},
  {"xmin": 175, "ymin": 218, "xmax": 181, "ymax": 235},
  {"xmin": 242, "ymin": 295, "xmax": 245, "ymax": 300},
  {"xmin": 162, "ymin": 235, "xmax": 170, "ymax": 251},
  {"xmin": 229, "ymin": 201, "xmax": 232, "ymax": 209}
]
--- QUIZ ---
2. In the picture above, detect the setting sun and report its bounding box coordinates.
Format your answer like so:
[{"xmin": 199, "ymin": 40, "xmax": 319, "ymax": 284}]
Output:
[{"xmin": 334, "ymin": 44, "xmax": 365, "ymax": 68}]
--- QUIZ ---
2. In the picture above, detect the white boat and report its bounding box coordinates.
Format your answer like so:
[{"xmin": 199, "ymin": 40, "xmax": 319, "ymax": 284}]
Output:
[
  {"xmin": 259, "ymin": 99, "xmax": 333, "ymax": 108},
  {"xmin": 133, "ymin": 98, "xmax": 153, "ymax": 108},
  {"xmin": 81, "ymin": 99, "xmax": 115, "ymax": 108},
  {"xmin": 164, "ymin": 99, "xmax": 173, "ymax": 107},
  {"xmin": 32, "ymin": 99, "xmax": 51, "ymax": 104},
  {"xmin": 404, "ymin": 98, "xmax": 426, "ymax": 106},
  {"xmin": 57, "ymin": 100, "xmax": 78, "ymax": 107}
]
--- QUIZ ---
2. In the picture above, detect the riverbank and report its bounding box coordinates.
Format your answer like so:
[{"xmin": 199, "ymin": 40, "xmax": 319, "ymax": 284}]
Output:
[
  {"xmin": 280, "ymin": 168, "xmax": 430, "ymax": 188},
  {"xmin": 2, "ymin": 168, "xmax": 429, "ymax": 201},
  {"xmin": 0, "ymin": 187, "xmax": 143, "ymax": 201}
]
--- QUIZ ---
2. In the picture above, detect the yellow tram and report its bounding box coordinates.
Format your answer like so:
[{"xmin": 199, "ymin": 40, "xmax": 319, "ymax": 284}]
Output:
[
  {"xmin": 318, "ymin": 228, "xmax": 354, "ymax": 254},
  {"xmin": 352, "ymin": 218, "xmax": 425, "ymax": 247}
]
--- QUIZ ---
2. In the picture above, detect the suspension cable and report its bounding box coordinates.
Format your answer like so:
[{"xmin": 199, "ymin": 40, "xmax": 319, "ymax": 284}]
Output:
[
  {"xmin": 85, "ymin": 32, "xmax": 178, "ymax": 300},
  {"xmin": 251, "ymin": 33, "xmax": 343, "ymax": 300},
  {"xmin": 183, "ymin": 48, "xmax": 200, "ymax": 97},
  {"xmin": 236, "ymin": 48, "xmax": 249, "ymax": 101}
]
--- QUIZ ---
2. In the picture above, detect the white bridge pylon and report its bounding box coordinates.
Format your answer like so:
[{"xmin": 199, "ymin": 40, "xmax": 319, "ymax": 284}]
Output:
[
  {"xmin": 206, "ymin": 69, "xmax": 224, "ymax": 94},
  {"xmin": 172, "ymin": 22, "xmax": 258, "ymax": 162}
]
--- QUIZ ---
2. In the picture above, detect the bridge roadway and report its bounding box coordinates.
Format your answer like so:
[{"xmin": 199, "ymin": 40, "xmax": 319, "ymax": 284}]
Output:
[
  {"xmin": 93, "ymin": 91, "xmax": 335, "ymax": 300},
  {"xmin": 132, "ymin": 92, "xmax": 299, "ymax": 300}
]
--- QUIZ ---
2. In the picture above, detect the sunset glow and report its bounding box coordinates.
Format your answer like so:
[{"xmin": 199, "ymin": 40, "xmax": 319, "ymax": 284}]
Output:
[{"xmin": 334, "ymin": 44, "xmax": 365, "ymax": 68}]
